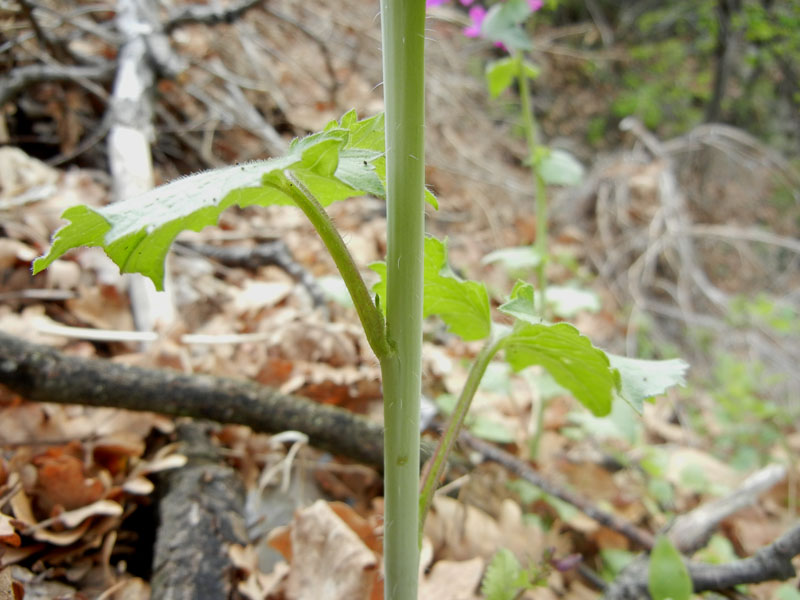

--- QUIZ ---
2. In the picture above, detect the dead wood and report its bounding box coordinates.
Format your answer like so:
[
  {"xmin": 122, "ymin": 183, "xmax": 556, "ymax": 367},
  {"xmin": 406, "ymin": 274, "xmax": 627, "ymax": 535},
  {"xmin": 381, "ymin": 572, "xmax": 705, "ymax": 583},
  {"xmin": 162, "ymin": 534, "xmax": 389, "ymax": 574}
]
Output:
[
  {"xmin": 0, "ymin": 331, "xmax": 388, "ymax": 470},
  {"xmin": 604, "ymin": 522, "xmax": 800, "ymax": 600},
  {"xmin": 150, "ymin": 422, "xmax": 247, "ymax": 600},
  {"xmin": 459, "ymin": 431, "xmax": 656, "ymax": 550}
]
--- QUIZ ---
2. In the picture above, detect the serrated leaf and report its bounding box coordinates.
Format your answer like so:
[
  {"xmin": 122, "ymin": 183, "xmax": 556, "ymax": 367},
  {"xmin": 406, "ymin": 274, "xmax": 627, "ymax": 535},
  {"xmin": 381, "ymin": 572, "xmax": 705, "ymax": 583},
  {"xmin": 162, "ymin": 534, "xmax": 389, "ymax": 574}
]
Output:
[
  {"xmin": 500, "ymin": 283, "xmax": 686, "ymax": 412},
  {"xmin": 648, "ymin": 535, "xmax": 692, "ymax": 600},
  {"xmin": 538, "ymin": 148, "xmax": 584, "ymax": 186},
  {"xmin": 34, "ymin": 113, "xmax": 390, "ymax": 290},
  {"xmin": 481, "ymin": 548, "xmax": 523, "ymax": 600},
  {"xmin": 374, "ymin": 237, "xmax": 491, "ymax": 340},
  {"xmin": 498, "ymin": 280, "xmax": 540, "ymax": 324},
  {"xmin": 500, "ymin": 321, "xmax": 617, "ymax": 416},
  {"xmin": 423, "ymin": 236, "xmax": 492, "ymax": 341},
  {"xmin": 486, "ymin": 56, "xmax": 519, "ymax": 98},
  {"xmin": 607, "ymin": 354, "xmax": 689, "ymax": 412}
]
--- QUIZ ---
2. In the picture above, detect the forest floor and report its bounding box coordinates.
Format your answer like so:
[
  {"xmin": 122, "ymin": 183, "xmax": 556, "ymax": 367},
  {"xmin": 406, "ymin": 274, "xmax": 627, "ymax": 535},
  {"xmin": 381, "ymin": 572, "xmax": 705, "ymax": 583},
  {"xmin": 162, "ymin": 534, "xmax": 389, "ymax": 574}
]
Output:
[{"xmin": 1, "ymin": 0, "xmax": 799, "ymax": 598}]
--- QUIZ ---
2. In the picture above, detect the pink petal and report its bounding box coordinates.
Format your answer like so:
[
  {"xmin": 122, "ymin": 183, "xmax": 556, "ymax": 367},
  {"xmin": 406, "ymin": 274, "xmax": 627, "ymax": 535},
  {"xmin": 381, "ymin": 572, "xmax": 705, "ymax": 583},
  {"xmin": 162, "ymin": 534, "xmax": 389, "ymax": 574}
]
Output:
[
  {"xmin": 462, "ymin": 5, "xmax": 486, "ymax": 37},
  {"xmin": 528, "ymin": 0, "xmax": 543, "ymax": 11},
  {"xmin": 426, "ymin": 0, "xmax": 449, "ymax": 7}
]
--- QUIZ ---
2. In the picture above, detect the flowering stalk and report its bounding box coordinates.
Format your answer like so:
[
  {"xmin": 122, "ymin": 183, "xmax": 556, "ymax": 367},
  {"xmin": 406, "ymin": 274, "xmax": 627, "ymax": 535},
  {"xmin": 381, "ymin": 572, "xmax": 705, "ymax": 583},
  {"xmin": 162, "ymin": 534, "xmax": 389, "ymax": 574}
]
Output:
[
  {"xmin": 515, "ymin": 50, "xmax": 549, "ymax": 317},
  {"xmin": 380, "ymin": 0, "xmax": 426, "ymax": 598}
]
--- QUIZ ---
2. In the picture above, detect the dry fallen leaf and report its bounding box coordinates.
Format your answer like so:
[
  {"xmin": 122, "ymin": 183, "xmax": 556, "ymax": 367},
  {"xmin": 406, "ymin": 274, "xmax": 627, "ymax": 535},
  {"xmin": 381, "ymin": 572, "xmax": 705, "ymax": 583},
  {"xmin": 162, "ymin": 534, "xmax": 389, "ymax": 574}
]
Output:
[
  {"xmin": 419, "ymin": 556, "xmax": 484, "ymax": 600},
  {"xmin": 286, "ymin": 500, "xmax": 378, "ymax": 600}
]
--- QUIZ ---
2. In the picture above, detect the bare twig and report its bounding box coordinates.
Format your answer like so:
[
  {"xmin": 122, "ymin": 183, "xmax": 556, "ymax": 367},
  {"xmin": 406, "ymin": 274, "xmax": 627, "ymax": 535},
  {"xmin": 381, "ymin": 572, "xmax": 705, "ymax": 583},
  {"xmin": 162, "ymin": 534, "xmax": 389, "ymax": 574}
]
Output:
[
  {"xmin": 668, "ymin": 464, "xmax": 788, "ymax": 554},
  {"xmin": 0, "ymin": 331, "xmax": 390, "ymax": 469},
  {"xmin": 165, "ymin": 0, "xmax": 265, "ymax": 32},
  {"xmin": 458, "ymin": 431, "xmax": 656, "ymax": 550},
  {"xmin": 604, "ymin": 523, "xmax": 800, "ymax": 600},
  {"xmin": 0, "ymin": 62, "xmax": 114, "ymax": 105}
]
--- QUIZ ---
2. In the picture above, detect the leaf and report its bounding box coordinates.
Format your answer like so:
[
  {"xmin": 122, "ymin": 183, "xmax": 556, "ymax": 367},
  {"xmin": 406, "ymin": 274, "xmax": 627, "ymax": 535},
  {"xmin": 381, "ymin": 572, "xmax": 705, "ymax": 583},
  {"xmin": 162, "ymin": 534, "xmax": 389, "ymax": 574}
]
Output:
[
  {"xmin": 648, "ymin": 535, "xmax": 692, "ymax": 600},
  {"xmin": 500, "ymin": 321, "xmax": 617, "ymax": 416},
  {"xmin": 482, "ymin": 0, "xmax": 534, "ymax": 51},
  {"xmin": 543, "ymin": 285, "xmax": 600, "ymax": 318},
  {"xmin": 497, "ymin": 280, "xmax": 541, "ymax": 324},
  {"xmin": 372, "ymin": 236, "xmax": 492, "ymax": 341},
  {"xmin": 486, "ymin": 56, "xmax": 519, "ymax": 99},
  {"xmin": 423, "ymin": 236, "xmax": 492, "ymax": 341},
  {"xmin": 469, "ymin": 417, "xmax": 515, "ymax": 443},
  {"xmin": 33, "ymin": 112, "xmax": 440, "ymax": 289},
  {"xmin": 500, "ymin": 283, "xmax": 687, "ymax": 412},
  {"xmin": 607, "ymin": 354, "xmax": 689, "ymax": 412},
  {"xmin": 538, "ymin": 148, "xmax": 584, "ymax": 186},
  {"xmin": 481, "ymin": 548, "xmax": 523, "ymax": 600},
  {"xmin": 482, "ymin": 246, "xmax": 543, "ymax": 271}
]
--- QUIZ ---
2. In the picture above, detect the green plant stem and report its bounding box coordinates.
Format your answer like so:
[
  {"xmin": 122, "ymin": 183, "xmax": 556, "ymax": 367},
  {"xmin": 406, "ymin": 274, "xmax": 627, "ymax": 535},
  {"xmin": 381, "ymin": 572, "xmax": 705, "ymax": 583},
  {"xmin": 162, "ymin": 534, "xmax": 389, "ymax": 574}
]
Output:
[
  {"xmin": 379, "ymin": 0, "xmax": 427, "ymax": 598},
  {"xmin": 284, "ymin": 171, "xmax": 392, "ymax": 360},
  {"xmin": 528, "ymin": 384, "xmax": 546, "ymax": 460},
  {"xmin": 418, "ymin": 334, "xmax": 506, "ymax": 538},
  {"xmin": 516, "ymin": 52, "xmax": 548, "ymax": 317}
]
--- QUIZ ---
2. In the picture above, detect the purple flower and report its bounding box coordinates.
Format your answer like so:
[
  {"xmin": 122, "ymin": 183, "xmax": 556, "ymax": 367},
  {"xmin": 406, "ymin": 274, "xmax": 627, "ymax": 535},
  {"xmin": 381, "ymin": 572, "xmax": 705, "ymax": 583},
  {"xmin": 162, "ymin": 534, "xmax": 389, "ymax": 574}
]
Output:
[
  {"xmin": 459, "ymin": 0, "xmax": 475, "ymax": 5},
  {"xmin": 463, "ymin": 5, "xmax": 487, "ymax": 37},
  {"xmin": 426, "ymin": 0, "xmax": 449, "ymax": 7},
  {"xmin": 528, "ymin": 0, "xmax": 543, "ymax": 11}
]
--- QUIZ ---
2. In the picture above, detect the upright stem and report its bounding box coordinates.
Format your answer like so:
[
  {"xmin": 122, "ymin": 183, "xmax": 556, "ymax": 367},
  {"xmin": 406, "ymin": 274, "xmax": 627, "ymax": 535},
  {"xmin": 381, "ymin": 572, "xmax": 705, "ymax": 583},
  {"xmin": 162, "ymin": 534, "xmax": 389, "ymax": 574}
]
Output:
[
  {"xmin": 418, "ymin": 335, "xmax": 505, "ymax": 537},
  {"xmin": 380, "ymin": 1, "xmax": 426, "ymax": 599},
  {"xmin": 516, "ymin": 52, "xmax": 548, "ymax": 317}
]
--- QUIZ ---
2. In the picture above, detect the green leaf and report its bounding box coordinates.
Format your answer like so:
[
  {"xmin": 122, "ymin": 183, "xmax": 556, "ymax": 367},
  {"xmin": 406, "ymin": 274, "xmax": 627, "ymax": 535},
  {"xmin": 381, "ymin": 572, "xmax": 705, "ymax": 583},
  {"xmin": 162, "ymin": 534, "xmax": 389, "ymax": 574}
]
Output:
[
  {"xmin": 500, "ymin": 321, "xmax": 617, "ymax": 416},
  {"xmin": 423, "ymin": 236, "xmax": 492, "ymax": 341},
  {"xmin": 34, "ymin": 112, "xmax": 389, "ymax": 290},
  {"xmin": 607, "ymin": 354, "xmax": 689, "ymax": 412},
  {"xmin": 482, "ymin": 246, "xmax": 543, "ymax": 271},
  {"xmin": 500, "ymin": 283, "xmax": 688, "ymax": 412},
  {"xmin": 482, "ymin": 0, "xmax": 533, "ymax": 51},
  {"xmin": 469, "ymin": 417, "xmax": 515, "ymax": 443},
  {"xmin": 777, "ymin": 584, "xmax": 800, "ymax": 600},
  {"xmin": 648, "ymin": 535, "xmax": 692, "ymax": 600},
  {"xmin": 497, "ymin": 280, "xmax": 541, "ymax": 324},
  {"xmin": 371, "ymin": 237, "xmax": 492, "ymax": 341},
  {"xmin": 521, "ymin": 59, "xmax": 540, "ymax": 81},
  {"xmin": 486, "ymin": 56, "xmax": 519, "ymax": 99},
  {"xmin": 481, "ymin": 548, "xmax": 524, "ymax": 600},
  {"xmin": 544, "ymin": 285, "xmax": 600, "ymax": 318},
  {"xmin": 538, "ymin": 149, "xmax": 584, "ymax": 186}
]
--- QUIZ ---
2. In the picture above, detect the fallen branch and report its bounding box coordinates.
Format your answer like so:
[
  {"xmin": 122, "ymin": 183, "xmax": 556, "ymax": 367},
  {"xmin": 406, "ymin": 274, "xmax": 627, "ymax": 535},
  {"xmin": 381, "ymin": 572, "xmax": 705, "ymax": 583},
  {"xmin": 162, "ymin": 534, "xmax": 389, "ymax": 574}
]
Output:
[
  {"xmin": 459, "ymin": 431, "xmax": 656, "ymax": 550},
  {"xmin": 0, "ymin": 63, "xmax": 115, "ymax": 106},
  {"xmin": 151, "ymin": 422, "xmax": 247, "ymax": 600},
  {"xmin": 604, "ymin": 523, "xmax": 800, "ymax": 600},
  {"xmin": 0, "ymin": 331, "xmax": 387, "ymax": 469}
]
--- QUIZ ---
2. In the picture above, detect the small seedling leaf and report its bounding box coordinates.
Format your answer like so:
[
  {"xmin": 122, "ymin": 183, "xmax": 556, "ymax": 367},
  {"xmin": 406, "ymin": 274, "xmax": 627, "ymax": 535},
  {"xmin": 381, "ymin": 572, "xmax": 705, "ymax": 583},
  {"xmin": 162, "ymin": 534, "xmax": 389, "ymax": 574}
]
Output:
[
  {"xmin": 648, "ymin": 535, "xmax": 692, "ymax": 600},
  {"xmin": 481, "ymin": 548, "xmax": 523, "ymax": 600},
  {"xmin": 538, "ymin": 148, "xmax": 584, "ymax": 186},
  {"xmin": 486, "ymin": 56, "xmax": 519, "ymax": 98}
]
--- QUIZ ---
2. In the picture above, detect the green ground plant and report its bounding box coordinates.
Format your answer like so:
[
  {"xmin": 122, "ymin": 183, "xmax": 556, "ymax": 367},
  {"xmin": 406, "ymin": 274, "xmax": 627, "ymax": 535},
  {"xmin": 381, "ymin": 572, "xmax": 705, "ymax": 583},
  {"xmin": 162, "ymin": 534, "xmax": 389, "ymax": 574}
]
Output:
[{"xmin": 33, "ymin": 1, "xmax": 688, "ymax": 597}]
